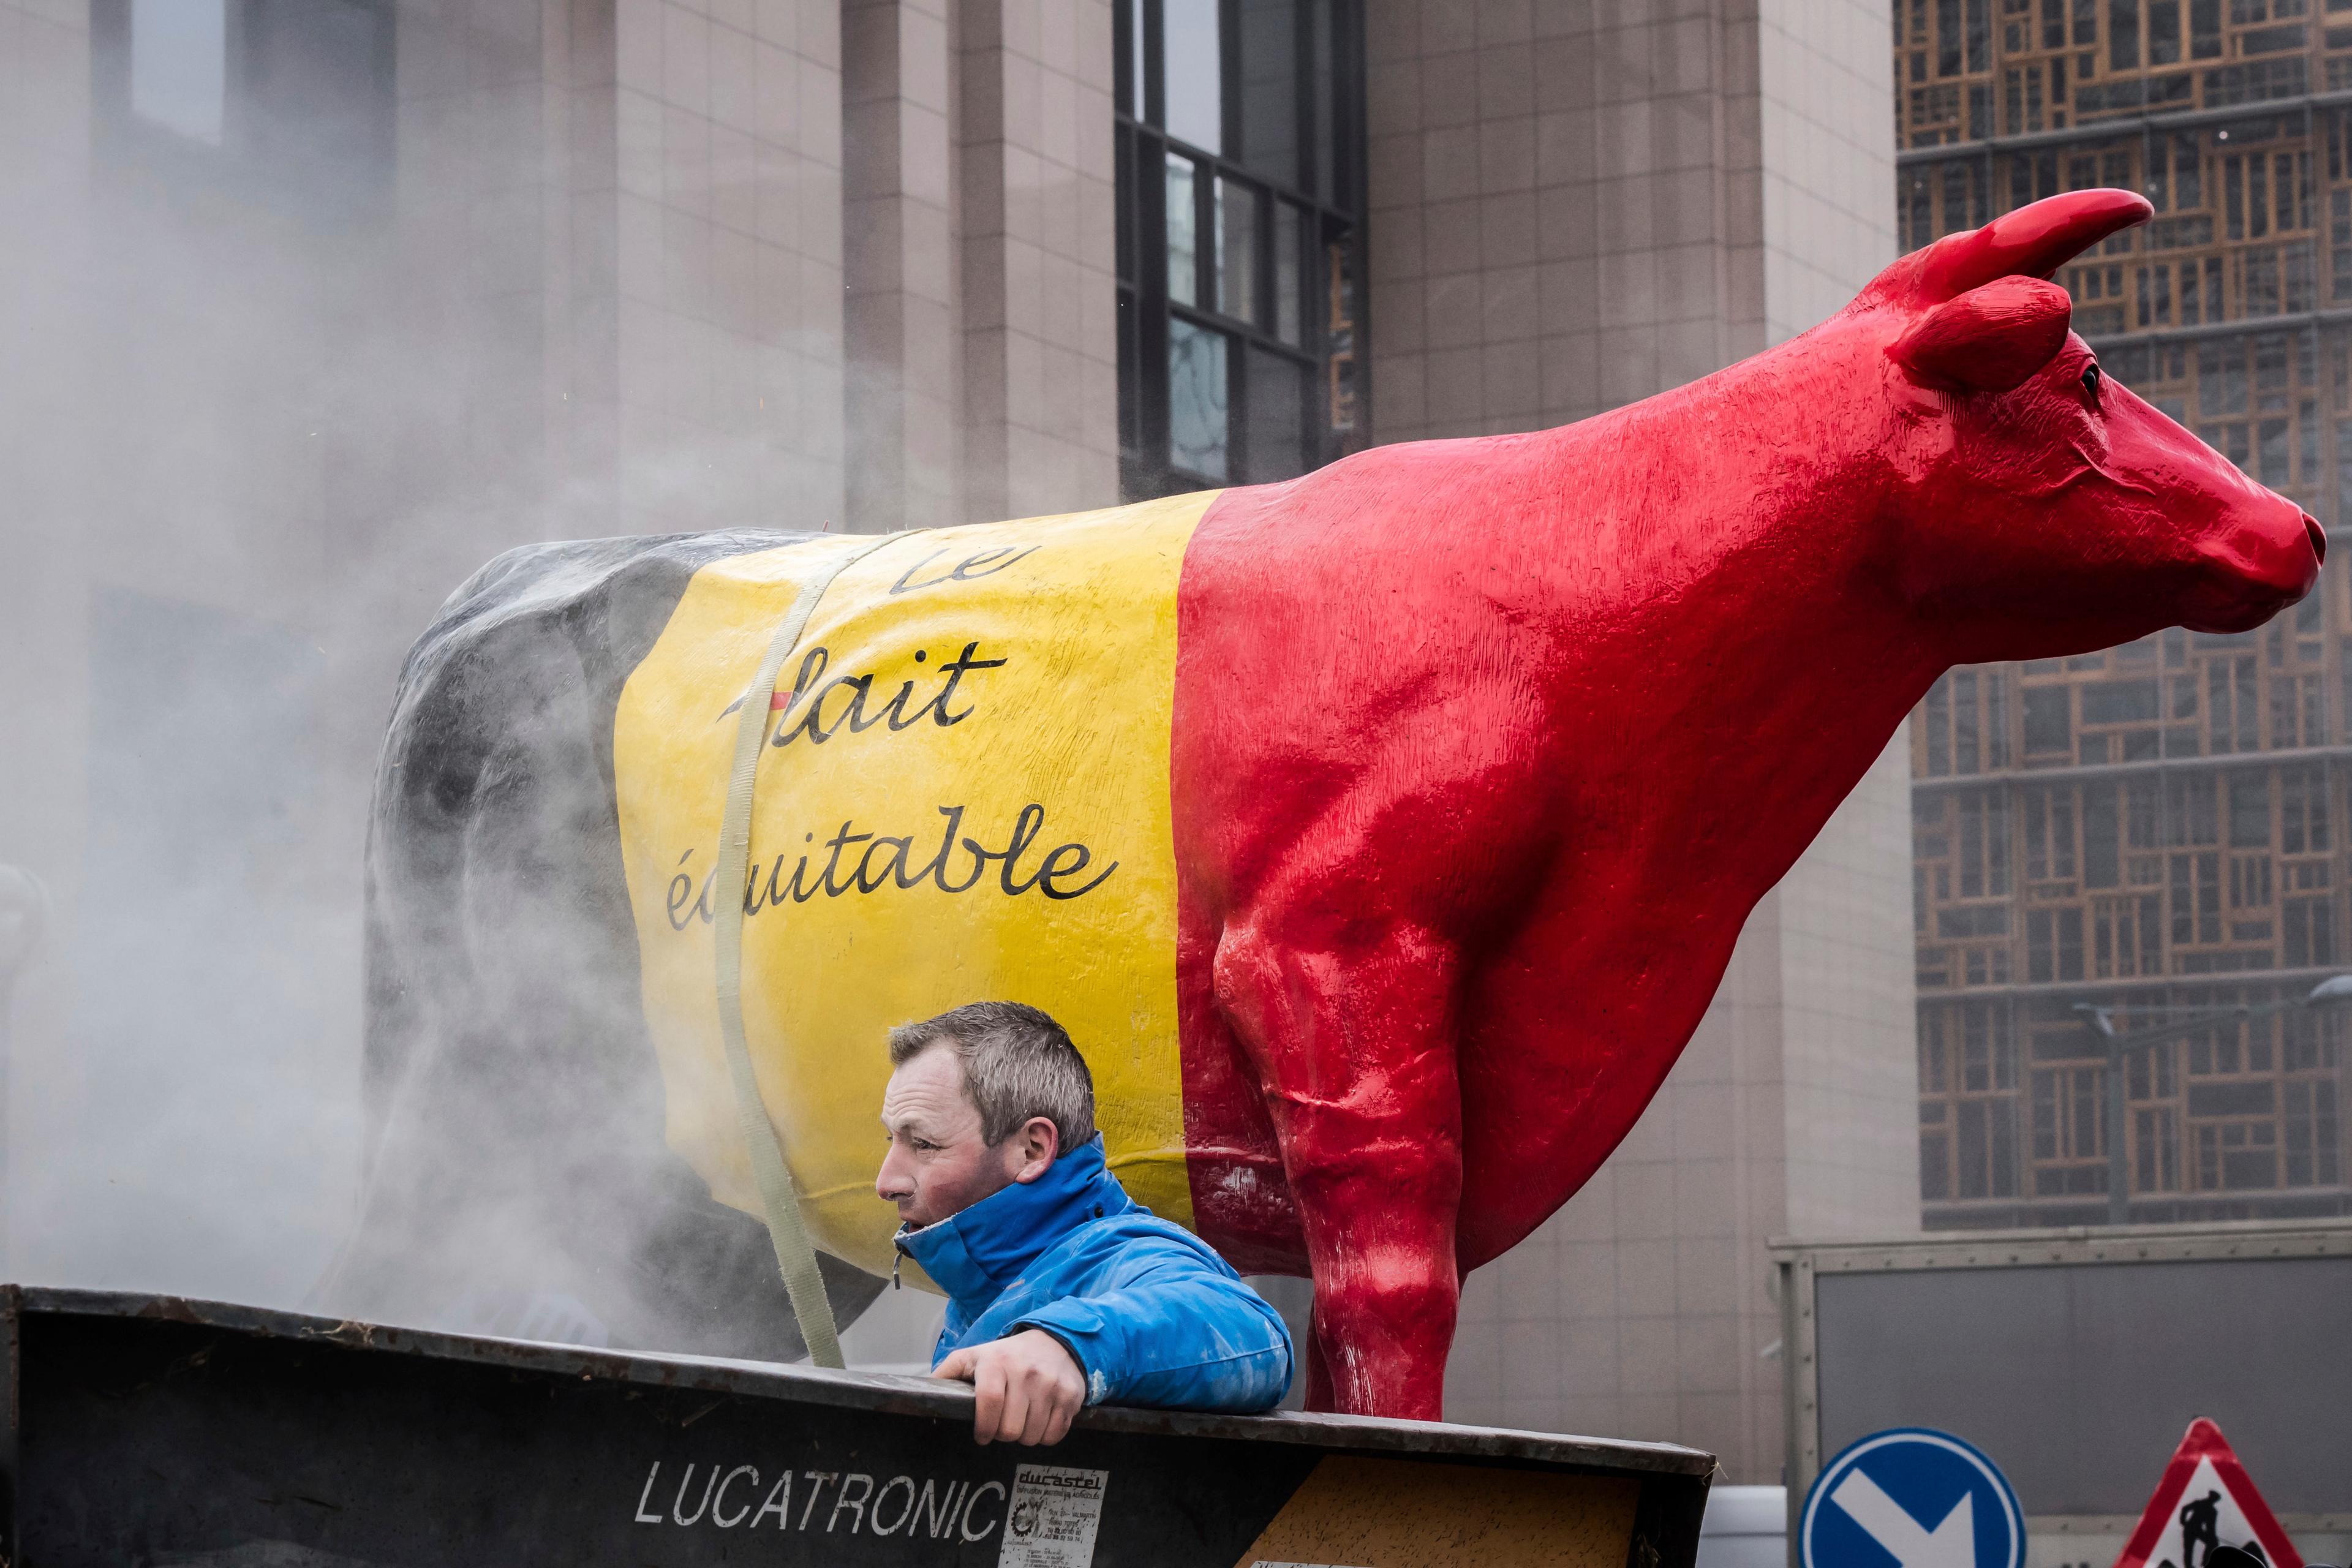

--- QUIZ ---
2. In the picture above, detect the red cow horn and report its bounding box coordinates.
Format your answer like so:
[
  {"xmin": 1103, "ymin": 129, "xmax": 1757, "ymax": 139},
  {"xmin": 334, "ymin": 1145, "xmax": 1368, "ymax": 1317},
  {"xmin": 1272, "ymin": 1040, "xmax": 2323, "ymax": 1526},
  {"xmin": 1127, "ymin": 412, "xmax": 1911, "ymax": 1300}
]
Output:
[
  {"xmin": 1891, "ymin": 275, "xmax": 2075, "ymax": 393},
  {"xmin": 1917, "ymin": 188, "xmax": 2152, "ymax": 301}
]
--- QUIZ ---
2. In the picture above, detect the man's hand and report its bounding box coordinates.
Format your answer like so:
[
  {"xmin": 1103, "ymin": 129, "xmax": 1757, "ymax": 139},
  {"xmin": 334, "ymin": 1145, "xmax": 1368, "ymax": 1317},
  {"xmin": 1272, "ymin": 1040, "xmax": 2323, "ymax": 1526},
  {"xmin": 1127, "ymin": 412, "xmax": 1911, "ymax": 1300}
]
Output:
[{"xmin": 932, "ymin": 1329, "xmax": 1085, "ymax": 1446}]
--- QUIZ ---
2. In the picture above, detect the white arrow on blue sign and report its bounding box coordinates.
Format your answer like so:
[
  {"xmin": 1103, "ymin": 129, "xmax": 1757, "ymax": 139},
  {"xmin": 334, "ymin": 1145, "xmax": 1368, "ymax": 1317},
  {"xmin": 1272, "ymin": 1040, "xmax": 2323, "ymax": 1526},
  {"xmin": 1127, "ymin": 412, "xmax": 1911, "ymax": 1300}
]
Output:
[{"xmin": 1800, "ymin": 1429, "xmax": 2026, "ymax": 1568}]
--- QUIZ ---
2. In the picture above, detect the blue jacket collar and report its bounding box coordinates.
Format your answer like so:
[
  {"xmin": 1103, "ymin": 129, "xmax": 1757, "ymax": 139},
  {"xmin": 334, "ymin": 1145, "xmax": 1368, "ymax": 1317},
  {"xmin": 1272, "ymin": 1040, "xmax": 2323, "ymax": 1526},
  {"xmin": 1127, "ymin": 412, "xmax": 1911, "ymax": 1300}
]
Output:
[{"xmin": 895, "ymin": 1135, "xmax": 1134, "ymax": 1308}]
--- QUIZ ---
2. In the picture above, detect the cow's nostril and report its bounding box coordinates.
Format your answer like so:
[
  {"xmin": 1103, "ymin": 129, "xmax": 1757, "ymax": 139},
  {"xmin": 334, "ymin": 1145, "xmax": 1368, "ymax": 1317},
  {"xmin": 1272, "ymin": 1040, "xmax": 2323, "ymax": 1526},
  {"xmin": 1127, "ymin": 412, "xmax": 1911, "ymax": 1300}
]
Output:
[{"xmin": 2307, "ymin": 514, "xmax": 2328, "ymax": 566}]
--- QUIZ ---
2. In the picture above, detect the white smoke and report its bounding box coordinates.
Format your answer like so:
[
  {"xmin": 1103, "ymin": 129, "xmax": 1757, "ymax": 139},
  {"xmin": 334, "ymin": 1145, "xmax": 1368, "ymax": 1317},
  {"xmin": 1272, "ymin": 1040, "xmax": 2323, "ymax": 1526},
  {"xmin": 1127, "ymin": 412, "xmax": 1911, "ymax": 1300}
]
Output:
[{"xmin": 0, "ymin": 12, "xmax": 859, "ymax": 1349}]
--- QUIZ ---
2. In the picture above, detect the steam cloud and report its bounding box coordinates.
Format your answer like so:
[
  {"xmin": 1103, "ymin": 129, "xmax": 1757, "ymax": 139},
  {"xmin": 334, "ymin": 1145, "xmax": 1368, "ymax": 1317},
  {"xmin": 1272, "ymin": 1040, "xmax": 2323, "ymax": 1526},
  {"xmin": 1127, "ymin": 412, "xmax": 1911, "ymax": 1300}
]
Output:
[
  {"xmin": 0, "ymin": 18, "xmax": 1307, "ymax": 1380},
  {"xmin": 0, "ymin": 22, "xmax": 878, "ymax": 1358}
]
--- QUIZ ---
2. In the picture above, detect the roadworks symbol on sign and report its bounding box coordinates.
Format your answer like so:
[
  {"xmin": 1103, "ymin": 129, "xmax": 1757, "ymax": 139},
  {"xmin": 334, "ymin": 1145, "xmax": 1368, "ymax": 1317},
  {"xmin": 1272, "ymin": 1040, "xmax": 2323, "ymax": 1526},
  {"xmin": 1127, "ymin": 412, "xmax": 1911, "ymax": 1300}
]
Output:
[{"xmin": 2115, "ymin": 1419, "xmax": 2304, "ymax": 1568}]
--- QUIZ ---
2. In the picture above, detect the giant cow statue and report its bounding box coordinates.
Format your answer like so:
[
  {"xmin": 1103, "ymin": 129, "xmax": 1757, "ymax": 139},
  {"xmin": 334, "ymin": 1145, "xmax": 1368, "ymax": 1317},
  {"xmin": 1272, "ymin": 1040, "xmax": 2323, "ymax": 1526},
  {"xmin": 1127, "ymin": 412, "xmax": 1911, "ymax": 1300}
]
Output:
[{"xmin": 329, "ymin": 190, "xmax": 2322, "ymax": 1417}]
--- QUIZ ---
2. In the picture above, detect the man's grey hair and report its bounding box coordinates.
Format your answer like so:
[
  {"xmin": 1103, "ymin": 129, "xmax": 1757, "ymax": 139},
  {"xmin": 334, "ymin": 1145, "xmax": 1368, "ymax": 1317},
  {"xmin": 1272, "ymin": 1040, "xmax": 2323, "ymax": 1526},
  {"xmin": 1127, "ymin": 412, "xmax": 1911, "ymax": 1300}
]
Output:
[{"xmin": 888, "ymin": 1001, "xmax": 1097, "ymax": 1154}]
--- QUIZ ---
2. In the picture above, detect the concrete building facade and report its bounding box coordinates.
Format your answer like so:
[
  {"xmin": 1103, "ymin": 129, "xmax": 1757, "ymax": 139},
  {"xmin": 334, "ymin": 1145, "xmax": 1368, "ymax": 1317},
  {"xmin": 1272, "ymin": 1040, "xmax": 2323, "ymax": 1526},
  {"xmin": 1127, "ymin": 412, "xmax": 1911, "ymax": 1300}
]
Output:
[{"xmin": 0, "ymin": 0, "xmax": 1909, "ymax": 1483}]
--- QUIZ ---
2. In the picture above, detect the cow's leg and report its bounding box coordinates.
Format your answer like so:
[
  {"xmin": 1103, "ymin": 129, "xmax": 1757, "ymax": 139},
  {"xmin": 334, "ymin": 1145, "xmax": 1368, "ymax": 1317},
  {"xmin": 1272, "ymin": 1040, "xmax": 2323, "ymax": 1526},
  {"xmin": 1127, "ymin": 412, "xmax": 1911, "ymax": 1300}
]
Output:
[
  {"xmin": 1213, "ymin": 919, "xmax": 1463, "ymax": 1419},
  {"xmin": 1300, "ymin": 1321, "xmax": 1338, "ymax": 1411}
]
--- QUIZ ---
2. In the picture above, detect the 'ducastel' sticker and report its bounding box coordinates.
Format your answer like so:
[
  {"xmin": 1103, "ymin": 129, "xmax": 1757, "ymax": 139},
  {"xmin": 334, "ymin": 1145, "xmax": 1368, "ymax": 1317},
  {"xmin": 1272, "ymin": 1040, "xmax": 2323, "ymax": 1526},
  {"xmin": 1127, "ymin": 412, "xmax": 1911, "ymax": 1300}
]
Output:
[{"xmin": 998, "ymin": 1464, "xmax": 1109, "ymax": 1568}]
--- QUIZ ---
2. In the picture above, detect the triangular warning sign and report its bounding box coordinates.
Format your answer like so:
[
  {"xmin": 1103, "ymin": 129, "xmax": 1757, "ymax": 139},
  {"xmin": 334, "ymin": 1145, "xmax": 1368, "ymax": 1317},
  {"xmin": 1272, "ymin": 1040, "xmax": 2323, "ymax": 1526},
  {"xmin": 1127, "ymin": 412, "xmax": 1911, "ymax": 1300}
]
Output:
[{"xmin": 2114, "ymin": 1419, "xmax": 2302, "ymax": 1568}]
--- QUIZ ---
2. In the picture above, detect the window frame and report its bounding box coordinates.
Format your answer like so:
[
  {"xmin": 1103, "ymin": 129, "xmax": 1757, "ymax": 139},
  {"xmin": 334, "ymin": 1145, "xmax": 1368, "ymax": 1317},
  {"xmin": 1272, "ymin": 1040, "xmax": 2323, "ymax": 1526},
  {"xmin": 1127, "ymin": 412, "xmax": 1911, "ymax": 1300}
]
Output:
[{"xmin": 1115, "ymin": 0, "xmax": 1369, "ymax": 499}]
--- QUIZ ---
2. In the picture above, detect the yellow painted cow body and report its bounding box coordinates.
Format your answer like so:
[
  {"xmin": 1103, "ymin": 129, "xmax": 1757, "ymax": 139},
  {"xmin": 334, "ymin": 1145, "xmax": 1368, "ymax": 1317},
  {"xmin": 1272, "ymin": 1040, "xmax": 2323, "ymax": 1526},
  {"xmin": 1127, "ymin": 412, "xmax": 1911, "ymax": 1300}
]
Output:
[{"xmin": 613, "ymin": 494, "xmax": 1215, "ymax": 1282}]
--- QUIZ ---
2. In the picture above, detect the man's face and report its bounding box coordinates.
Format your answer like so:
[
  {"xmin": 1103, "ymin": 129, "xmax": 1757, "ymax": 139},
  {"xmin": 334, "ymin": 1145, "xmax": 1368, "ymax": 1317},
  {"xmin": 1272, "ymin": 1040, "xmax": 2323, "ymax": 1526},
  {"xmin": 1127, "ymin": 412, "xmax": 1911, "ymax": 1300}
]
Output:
[{"xmin": 876, "ymin": 1045, "xmax": 1030, "ymax": 1229}]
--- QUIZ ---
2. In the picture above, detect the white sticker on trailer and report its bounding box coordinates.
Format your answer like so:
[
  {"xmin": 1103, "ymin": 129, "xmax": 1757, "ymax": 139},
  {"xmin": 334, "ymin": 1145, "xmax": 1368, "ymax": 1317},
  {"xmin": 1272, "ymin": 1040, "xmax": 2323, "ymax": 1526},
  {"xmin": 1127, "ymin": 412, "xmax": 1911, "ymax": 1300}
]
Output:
[{"xmin": 998, "ymin": 1464, "xmax": 1109, "ymax": 1568}]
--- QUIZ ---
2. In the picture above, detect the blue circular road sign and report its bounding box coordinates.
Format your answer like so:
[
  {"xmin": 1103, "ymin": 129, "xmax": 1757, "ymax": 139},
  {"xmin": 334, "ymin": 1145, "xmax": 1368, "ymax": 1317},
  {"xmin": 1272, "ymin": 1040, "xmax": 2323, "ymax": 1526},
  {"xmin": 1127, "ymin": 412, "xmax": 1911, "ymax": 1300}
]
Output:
[{"xmin": 1800, "ymin": 1428, "xmax": 2026, "ymax": 1568}]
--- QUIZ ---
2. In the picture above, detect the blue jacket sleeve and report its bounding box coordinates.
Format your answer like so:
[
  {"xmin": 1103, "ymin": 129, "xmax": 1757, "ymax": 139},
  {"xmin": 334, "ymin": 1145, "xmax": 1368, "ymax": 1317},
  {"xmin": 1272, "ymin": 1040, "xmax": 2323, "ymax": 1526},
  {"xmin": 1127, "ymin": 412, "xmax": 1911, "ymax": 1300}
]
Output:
[{"xmin": 1012, "ymin": 1236, "xmax": 1294, "ymax": 1413}]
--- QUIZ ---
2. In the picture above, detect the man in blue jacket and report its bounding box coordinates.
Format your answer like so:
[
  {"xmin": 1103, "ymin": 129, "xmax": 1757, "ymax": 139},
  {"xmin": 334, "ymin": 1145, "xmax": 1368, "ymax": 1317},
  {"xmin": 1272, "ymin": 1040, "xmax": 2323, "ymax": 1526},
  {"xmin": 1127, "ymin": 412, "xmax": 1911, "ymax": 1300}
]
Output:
[{"xmin": 876, "ymin": 1001, "xmax": 1294, "ymax": 1446}]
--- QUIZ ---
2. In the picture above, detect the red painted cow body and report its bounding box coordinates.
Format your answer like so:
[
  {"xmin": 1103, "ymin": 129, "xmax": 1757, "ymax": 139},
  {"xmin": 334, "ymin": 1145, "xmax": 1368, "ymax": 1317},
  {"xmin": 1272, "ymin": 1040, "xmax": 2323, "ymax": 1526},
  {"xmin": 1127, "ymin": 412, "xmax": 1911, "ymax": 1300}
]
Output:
[
  {"xmin": 342, "ymin": 190, "xmax": 2321, "ymax": 1422},
  {"xmin": 1163, "ymin": 190, "xmax": 2321, "ymax": 1416}
]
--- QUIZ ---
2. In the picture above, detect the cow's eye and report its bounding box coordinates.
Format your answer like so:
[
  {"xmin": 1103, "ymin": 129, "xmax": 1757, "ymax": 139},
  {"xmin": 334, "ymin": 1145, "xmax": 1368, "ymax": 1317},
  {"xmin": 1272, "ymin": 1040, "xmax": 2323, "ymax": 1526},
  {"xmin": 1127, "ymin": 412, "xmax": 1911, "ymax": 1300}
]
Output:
[{"xmin": 2080, "ymin": 361, "xmax": 2103, "ymax": 400}]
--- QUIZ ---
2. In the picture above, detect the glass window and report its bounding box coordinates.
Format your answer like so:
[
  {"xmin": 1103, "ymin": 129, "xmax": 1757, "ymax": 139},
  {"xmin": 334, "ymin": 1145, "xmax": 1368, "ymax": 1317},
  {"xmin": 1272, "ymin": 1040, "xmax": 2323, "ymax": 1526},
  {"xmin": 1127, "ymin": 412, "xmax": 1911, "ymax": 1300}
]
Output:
[
  {"xmin": 97, "ymin": 0, "xmax": 396, "ymax": 225},
  {"xmin": 1238, "ymin": 0, "xmax": 1301, "ymax": 186},
  {"xmin": 1164, "ymin": 0, "xmax": 1223, "ymax": 153},
  {"xmin": 1246, "ymin": 349, "xmax": 1307, "ymax": 481},
  {"xmin": 1326, "ymin": 225, "xmax": 1359, "ymax": 439},
  {"xmin": 1275, "ymin": 202, "xmax": 1306, "ymax": 345},
  {"xmin": 1117, "ymin": 0, "xmax": 1360, "ymax": 498},
  {"xmin": 132, "ymin": 0, "xmax": 227, "ymax": 145},
  {"xmin": 1167, "ymin": 153, "xmax": 1200, "ymax": 307},
  {"xmin": 1116, "ymin": 125, "xmax": 1137, "ymax": 285},
  {"xmin": 1170, "ymin": 319, "xmax": 1231, "ymax": 480},
  {"xmin": 1119, "ymin": 0, "xmax": 1145, "ymax": 119},
  {"xmin": 1118, "ymin": 293, "xmax": 1141, "ymax": 454},
  {"xmin": 1218, "ymin": 175, "xmax": 1259, "ymax": 325},
  {"xmin": 1311, "ymin": 0, "xmax": 1337, "ymax": 203}
]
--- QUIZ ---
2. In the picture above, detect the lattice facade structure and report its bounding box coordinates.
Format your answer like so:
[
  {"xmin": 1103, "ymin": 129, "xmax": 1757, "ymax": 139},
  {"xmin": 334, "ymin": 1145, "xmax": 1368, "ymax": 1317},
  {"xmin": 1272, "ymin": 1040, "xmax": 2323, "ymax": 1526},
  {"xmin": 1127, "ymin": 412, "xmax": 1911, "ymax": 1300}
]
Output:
[
  {"xmin": 1898, "ymin": 7, "xmax": 2352, "ymax": 1226},
  {"xmin": 1913, "ymin": 643, "xmax": 2349, "ymax": 1225}
]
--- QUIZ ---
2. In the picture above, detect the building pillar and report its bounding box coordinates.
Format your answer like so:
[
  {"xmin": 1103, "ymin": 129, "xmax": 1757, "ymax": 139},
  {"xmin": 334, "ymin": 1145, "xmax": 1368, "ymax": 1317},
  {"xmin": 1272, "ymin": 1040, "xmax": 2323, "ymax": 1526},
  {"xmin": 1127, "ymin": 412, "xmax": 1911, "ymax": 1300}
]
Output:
[
  {"xmin": 956, "ymin": 0, "xmax": 1121, "ymax": 522},
  {"xmin": 606, "ymin": 0, "xmax": 847, "ymax": 533},
  {"xmin": 843, "ymin": 0, "xmax": 958, "ymax": 532}
]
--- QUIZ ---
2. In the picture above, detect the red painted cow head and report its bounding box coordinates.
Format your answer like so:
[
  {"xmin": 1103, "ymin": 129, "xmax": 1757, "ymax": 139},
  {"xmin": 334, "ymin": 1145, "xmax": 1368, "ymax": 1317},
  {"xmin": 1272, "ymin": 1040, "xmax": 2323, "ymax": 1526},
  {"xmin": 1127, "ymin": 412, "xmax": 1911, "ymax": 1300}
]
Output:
[{"xmin": 1857, "ymin": 189, "xmax": 2322, "ymax": 661}]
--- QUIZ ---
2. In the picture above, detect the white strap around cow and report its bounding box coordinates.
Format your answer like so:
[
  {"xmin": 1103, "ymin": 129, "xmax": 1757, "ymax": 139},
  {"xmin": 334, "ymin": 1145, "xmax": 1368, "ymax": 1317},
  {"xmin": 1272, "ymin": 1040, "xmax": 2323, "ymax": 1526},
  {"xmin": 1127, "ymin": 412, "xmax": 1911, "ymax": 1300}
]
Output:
[{"xmin": 714, "ymin": 528, "xmax": 924, "ymax": 1368}]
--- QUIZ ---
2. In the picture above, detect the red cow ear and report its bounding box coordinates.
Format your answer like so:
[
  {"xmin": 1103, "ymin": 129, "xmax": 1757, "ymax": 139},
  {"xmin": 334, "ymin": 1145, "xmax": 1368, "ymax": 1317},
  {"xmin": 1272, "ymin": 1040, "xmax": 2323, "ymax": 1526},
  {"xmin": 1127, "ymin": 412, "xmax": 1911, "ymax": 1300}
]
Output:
[{"xmin": 1890, "ymin": 276, "xmax": 2075, "ymax": 394}]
